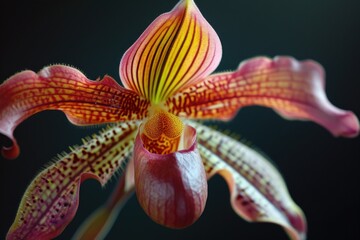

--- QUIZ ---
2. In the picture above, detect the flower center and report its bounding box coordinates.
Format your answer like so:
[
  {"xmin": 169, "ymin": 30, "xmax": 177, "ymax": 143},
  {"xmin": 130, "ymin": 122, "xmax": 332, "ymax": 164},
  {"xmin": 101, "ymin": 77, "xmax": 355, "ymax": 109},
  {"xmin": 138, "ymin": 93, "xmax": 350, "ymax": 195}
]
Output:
[{"xmin": 141, "ymin": 110, "xmax": 184, "ymax": 154}]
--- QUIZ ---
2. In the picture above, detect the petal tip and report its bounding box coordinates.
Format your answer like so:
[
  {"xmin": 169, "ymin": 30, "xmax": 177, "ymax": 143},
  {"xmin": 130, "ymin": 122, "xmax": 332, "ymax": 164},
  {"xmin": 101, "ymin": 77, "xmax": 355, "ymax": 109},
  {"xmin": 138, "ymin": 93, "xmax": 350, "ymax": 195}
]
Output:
[
  {"xmin": 0, "ymin": 131, "xmax": 19, "ymax": 159},
  {"xmin": 334, "ymin": 111, "xmax": 359, "ymax": 138},
  {"xmin": 1, "ymin": 144, "xmax": 20, "ymax": 159},
  {"xmin": 285, "ymin": 209, "xmax": 307, "ymax": 240}
]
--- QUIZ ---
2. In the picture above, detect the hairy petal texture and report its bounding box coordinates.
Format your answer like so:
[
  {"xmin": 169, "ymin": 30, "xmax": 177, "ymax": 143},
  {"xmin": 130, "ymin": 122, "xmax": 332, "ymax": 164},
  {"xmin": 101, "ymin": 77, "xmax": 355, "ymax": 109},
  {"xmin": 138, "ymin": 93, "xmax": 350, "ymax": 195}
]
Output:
[
  {"xmin": 72, "ymin": 159, "xmax": 135, "ymax": 240},
  {"xmin": 168, "ymin": 57, "xmax": 359, "ymax": 137},
  {"xmin": 0, "ymin": 65, "xmax": 149, "ymax": 159},
  {"xmin": 119, "ymin": 0, "xmax": 222, "ymax": 103},
  {"xmin": 6, "ymin": 122, "xmax": 138, "ymax": 240},
  {"xmin": 189, "ymin": 121, "xmax": 306, "ymax": 240}
]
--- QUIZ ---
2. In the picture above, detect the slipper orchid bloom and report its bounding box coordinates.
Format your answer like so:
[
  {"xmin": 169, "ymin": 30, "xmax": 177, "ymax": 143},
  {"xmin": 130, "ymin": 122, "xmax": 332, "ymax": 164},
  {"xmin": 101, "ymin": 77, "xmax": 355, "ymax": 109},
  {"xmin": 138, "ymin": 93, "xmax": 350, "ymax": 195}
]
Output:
[{"xmin": 1, "ymin": 0, "xmax": 359, "ymax": 239}]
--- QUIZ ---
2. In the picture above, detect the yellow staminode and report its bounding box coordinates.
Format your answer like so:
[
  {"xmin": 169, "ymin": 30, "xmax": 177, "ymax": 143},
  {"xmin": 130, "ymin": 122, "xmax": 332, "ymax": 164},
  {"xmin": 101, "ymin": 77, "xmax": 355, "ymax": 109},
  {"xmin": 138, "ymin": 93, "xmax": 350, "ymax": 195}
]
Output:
[{"xmin": 141, "ymin": 110, "xmax": 184, "ymax": 154}]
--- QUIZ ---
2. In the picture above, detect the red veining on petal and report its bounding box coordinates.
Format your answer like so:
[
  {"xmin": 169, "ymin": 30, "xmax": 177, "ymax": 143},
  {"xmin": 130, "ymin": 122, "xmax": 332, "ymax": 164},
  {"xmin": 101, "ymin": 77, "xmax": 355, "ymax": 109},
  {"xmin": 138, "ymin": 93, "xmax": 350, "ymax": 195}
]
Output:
[
  {"xmin": 0, "ymin": 65, "xmax": 149, "ymax": 159},
  {"xmin": 6, "ymin": 123, "xmax": 137, "ymax": 240},
  {"xmin": 134, "ymin": 124, "xmax": 207, "ymax": 229},
  {"xmin": 119, "ymin": 0, "xmax": 222, "ymax": 103},
  {"xmin": 192, "ymin": 121, "xmax": 306, "ymax": 240},
  {"xmin": 167, "ymin": 56, "xmax": 359, "ymax": 138},
  {"xmin": 72, "ymin": 159, "xmax": 135, "ymax": 240},
  {"xmin": 141, "ymin": 110, "xmax": 184, "ymax": 154}
]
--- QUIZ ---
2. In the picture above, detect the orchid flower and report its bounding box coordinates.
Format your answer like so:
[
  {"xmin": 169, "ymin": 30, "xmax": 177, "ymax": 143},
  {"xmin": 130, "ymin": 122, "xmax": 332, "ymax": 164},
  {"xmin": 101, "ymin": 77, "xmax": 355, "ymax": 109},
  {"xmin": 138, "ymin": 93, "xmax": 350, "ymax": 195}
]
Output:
[{"xmin": 1, "ymin": 0, "xmax": 359, "ymax": 240}]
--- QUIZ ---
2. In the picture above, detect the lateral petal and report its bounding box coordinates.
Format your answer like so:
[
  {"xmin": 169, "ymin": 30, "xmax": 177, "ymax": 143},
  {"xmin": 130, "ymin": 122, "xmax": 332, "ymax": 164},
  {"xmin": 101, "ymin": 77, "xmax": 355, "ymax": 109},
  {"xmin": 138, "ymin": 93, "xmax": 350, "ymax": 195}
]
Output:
[
  {"xmin": 168, "ymin": 56, "xmax": 359, "ymax": 138},
  {"xmin": 6, "ymin": 122, "xmax": 137, "ymax": 240},
  {"xmin": 190, "ymin": 121, "xmax": 306, "ymax": 240},
  {"xmin": 0, "ymin": 65, "xmax": 149, "ymax": 159},
  {"xmin": 119, "ymin": 0, "xmax": 222, "ymax": 103},
  {"xmin": 72, "ymin": 158, "xmax": 135, "ymax": 240}
]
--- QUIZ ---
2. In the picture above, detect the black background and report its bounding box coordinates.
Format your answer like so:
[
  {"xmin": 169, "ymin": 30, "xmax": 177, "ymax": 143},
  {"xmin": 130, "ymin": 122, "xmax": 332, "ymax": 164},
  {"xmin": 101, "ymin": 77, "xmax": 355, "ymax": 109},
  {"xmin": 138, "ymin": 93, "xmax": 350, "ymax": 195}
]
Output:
[{"xmin": 1, "ymin": 0, "xmax": 359, "ymax": 239}]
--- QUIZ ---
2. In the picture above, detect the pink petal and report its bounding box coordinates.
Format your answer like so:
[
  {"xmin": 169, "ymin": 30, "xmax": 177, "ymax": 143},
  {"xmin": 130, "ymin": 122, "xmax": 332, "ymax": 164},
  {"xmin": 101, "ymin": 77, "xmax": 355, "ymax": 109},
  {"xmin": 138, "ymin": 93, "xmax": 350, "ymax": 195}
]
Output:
[
  {"xmin": 119, "ymin": 0, "xmax": 222, "ymax": 103},
  {"xmin": 6, "ymin": 123, "xmax": 137, "ymax": 240},
  {"xmin": 0, "ymin": 65, "xmax": 149, "ymax": 159},
  {"xmin": 191, "ymin": 121, "xmax": 306, "ymax": 240},
  {"xmin": 167, "ymin": 56, "xmax": 359, "ymax": 138},
  {"xmin": 133, "ymin": 124, "xmax": 207, "ymax": 229}
]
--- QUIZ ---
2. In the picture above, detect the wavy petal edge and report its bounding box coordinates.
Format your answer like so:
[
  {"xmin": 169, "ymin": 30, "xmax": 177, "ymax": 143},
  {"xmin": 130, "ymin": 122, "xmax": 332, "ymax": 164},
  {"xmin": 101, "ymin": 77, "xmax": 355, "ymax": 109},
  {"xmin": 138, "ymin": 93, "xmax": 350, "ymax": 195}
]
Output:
[
  {"xmin": 0, "ymin": 65, "xmax": 149, "ymax": 159},
  {"xmin": 167, "ymin": 56, "xmax": 359, "ymax": 138},
  {"xmin": 191, "ymin": 121, "xmax": 307, "ymax": 240},
  {"xmin": 6, "ymin": 123, "xmax": 137, "ymax": 240}
]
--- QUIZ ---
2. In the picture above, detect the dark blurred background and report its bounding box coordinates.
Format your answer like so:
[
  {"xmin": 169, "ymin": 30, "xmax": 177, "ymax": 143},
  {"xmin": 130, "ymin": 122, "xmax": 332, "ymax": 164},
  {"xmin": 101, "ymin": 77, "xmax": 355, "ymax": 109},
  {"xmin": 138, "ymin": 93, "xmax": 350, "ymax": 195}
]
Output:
[{"xmin": 1, "ymin": 0, "xmax": 359, "ymax": 239}]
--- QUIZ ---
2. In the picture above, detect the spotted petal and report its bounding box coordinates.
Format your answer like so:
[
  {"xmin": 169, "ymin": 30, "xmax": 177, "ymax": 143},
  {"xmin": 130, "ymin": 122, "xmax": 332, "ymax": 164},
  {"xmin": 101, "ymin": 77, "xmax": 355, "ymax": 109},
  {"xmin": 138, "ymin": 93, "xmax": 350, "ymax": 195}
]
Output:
[
  {"xmin": 168, "ymin": 57, "xmax": 359, "ymax": 137},
  {"xmin": 119, "ymin": 0, "xmax": 222, "ymax": 103},
  {"xmin": 0, "ymin": 65, "xmax": 149, "ymax": 159},
  {"xmin": 72, "ymin": 158, "xmax": 135, "ymax": 240},
  {"xmin": 6, "ymin": 122, "xmax": 137, "ymax": 240},
  {"xmin": 190, "ymin": 121, "xmax": 306, "ymax": 240}
]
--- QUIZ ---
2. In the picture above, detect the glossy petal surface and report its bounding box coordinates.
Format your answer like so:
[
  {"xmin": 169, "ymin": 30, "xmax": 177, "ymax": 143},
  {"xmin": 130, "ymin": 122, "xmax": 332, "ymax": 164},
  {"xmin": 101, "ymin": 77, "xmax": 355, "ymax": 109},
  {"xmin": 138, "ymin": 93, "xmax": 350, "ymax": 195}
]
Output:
[
  {"xmin": 168, "ymin": 57, "xmax": 359, "ymax": 137},
  {"xmin": 134, "ymin": 125, "xmax": 207, "ymax": 228},
  {"xmin": 119, "ymin": 0, "xmax": 222, "ymax": 103},
  {"xmin": 190, "ymin": 121, "xmax": 306, "ymax": 240},
  {"xmin": 6, "ymin": 123, "xmax": 137, "ymax": 240}
]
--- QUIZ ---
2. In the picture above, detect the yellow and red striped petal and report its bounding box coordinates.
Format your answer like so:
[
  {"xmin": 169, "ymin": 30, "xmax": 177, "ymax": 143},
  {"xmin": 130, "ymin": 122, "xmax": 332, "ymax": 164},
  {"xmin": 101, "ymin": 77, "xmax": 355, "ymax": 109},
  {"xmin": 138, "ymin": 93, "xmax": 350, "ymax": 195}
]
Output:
[
  {"xmin": 6, "ymin": 122, "xmax": 137, "ymax": 240},
  {"xmin": 191, "ymin": 121, "xmax": 306, "ymax": 240},
  {"xmin": 72, "ymin": 158, "xmax": 135, "ymax": 240},
  {"xmin": 0, "ymin": 65, "xmax": 149, "ymax": 159},
  {"xmin": 167, "ymin": 56, "xmax": 359, "ymax": 138},
  {"xmin": 119, "ymin": 0, "xmax": 222, "ymax": 103}
]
